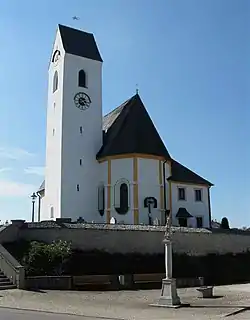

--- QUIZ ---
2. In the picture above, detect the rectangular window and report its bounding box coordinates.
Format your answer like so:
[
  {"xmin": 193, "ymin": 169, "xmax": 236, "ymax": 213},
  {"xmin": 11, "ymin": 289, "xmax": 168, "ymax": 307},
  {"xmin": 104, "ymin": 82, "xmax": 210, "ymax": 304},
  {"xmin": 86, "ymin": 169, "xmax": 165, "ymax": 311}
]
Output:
[
  {"xmin": 80, "ymin": 159, "xmax": 82, "ymax": 166},
  {"xmin": 50, "ymin": 206, "xmax": 54, "ymax": 219},
  {"xmin": 196, "ymin": 217, "xmax": 203, "ymax": 228},
  {"xmin": 80, "ymin": 126, "xmax": 83, "ymax": 134},
  {"xmin": 52, "ymin": 128, "xmax": 55, "ymax": 136},
  {"xmin": 178, "ymin": 187, "xmax": 186, "ymax": 200},
  {"xmin": 76, "ymin": 184, "xmax": 80, "ymax": 191},
  {"xmin": 195, "ymin": 189, "xmax": 202, "ymax": 202}
]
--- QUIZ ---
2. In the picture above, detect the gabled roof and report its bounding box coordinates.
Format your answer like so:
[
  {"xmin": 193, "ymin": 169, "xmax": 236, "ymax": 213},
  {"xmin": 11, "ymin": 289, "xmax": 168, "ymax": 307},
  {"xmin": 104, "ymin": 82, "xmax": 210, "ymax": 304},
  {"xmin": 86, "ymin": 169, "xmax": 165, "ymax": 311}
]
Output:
[
  {"xmin": 58, "ymin": 24, "xmax": 103, "ymax": 62},
  {"xmin": 169, "ymin": 159, "xmax": 213, "ymax": 186},
  {"xmin": 97, "ymin": 94, "xmax": 171, "ymax": 160},
  {"xmin": 37, "ymin": 181, "xmax": 45, "ymax": 192}
]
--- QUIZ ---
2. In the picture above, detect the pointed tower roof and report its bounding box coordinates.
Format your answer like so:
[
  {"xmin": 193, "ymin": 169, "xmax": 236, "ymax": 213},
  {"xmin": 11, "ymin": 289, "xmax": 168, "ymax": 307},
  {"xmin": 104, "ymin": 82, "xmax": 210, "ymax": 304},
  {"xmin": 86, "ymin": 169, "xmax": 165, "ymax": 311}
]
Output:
[
  {"xmin": 58, "ymin": 24, "xmax": 103, "ymax": 62},
  {"xmin": 97, "ymin": 94, "xmax": 171, "ymax": 159}
]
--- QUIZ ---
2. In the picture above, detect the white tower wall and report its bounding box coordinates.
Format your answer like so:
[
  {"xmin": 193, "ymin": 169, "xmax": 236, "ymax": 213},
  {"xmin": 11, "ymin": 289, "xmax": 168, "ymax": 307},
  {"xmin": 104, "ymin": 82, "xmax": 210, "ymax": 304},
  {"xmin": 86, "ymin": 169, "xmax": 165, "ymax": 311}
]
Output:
[{"xmin": 43, "ymin": 26, "xmax": 103, "ymax": 223}]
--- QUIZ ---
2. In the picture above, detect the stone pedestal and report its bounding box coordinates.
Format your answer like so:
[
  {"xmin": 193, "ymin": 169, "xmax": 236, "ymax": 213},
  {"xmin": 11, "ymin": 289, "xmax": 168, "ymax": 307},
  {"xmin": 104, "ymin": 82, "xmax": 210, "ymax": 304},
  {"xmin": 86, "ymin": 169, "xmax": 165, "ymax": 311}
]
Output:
[
  {"xmin": 151, "ymin": 238, "xmax": 181, "ymax": 308},
  {"xmin": 157, "ymin": 278, "xmax": 181, "ymax": 307}
]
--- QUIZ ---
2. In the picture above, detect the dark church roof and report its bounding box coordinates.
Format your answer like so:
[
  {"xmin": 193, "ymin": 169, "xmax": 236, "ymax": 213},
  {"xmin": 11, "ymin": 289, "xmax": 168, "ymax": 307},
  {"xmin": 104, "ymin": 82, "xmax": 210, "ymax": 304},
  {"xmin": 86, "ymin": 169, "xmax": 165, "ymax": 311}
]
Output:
[
  {"xmin": 97, "ymin": 94, "xmax": 171, "ymax": 159},
  {"xmin": 38, "ymin": 94, "xmax": 213, "ymax": 192},
  {"xmin": 169, "ymin": 159, "xmax": 213, "ymax": 186},
  {"xmin": 58, "ymin": 24, "xmax": 103, "ymax": 62}
]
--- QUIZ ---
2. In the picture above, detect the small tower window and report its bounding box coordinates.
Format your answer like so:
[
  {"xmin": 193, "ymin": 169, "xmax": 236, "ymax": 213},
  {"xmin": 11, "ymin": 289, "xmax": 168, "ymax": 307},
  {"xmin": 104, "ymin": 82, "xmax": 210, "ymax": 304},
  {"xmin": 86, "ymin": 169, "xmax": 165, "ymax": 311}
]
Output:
[
  {"xmin": 80, "ymin": 126, "xmax": 83, "ymax": 134},
  {"xmin": 78, "ymin": 70, "xmax": 86, "ymax": 88},
  {"xmin": 52, "ymin": 128, "xmax": 55, "ymax": 136},
  {"xmin": 76, "ymin": 184, "xmax": 80, "ymax": 191},
  {"xmin": 80, "ymin": 159, "xmax": 82, "ymax": 166},
  {"xmin": 53, "ymin": 71, "xmax": 58, "ymax": 93},
  {"xmin": 50, "ymin": 206, "xmax": 54, "ymax": 219}
]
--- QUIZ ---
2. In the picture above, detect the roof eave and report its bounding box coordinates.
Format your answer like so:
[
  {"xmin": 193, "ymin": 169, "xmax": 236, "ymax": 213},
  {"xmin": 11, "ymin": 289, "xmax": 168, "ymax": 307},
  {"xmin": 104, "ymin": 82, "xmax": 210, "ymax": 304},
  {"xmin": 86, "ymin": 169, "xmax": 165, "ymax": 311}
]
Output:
[{"xmin": 167, "ymin": 176, "xmax": 214, "ymax": 187}]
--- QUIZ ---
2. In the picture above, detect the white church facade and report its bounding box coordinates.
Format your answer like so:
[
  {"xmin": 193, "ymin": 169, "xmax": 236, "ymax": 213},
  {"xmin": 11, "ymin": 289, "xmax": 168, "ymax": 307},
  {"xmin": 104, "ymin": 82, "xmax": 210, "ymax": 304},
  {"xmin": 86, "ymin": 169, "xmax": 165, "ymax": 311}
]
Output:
[{"xmin": 37, "ymin": 24, "xmax": 213, "ymax": 229}]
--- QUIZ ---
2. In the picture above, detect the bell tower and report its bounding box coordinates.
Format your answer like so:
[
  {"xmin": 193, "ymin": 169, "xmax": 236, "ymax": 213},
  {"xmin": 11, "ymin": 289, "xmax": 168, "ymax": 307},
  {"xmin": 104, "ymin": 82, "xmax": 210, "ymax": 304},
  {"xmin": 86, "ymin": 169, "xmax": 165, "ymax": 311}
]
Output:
[{"xmin": 43, "ymin": 24, "xmax": 103, "ymax": 222}]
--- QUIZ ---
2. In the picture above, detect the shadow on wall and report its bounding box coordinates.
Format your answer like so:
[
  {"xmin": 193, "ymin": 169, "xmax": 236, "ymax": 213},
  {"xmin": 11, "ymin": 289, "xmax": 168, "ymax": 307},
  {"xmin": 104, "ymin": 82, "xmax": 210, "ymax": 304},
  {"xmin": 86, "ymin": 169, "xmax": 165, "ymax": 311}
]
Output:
[{"xmin": 4, "ymin": 239, "xmax": 250, "ymax": 287}]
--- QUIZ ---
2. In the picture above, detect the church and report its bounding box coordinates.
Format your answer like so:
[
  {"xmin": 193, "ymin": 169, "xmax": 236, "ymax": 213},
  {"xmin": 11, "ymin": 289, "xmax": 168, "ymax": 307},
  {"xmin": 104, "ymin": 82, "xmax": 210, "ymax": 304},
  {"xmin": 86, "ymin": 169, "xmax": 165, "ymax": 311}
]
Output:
[{"xmin": 37, "ymin": 24, "xmax": 213, "ymax": 229}]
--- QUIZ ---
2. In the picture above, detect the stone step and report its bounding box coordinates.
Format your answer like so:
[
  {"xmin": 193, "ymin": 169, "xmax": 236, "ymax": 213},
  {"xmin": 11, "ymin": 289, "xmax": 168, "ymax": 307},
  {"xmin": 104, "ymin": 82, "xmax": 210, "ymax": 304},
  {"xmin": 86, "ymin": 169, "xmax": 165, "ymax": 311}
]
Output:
[
  {"xmin": 0, "ymin": 277, "xmax": 10, "ymax": 283},
  {"xmin": 0, "ymin": 280, "xmax": 13, "ymax": 285},
  {"xmin": 0, "ymin": 284, "xmax": 16, "ymax": 290}
]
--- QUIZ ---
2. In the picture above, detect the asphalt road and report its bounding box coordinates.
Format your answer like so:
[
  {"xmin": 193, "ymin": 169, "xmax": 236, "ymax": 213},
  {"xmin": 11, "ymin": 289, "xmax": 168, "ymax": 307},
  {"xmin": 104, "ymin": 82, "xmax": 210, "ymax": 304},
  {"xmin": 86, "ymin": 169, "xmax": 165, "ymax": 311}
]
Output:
[{"xmin": 0, "ymin": 307, "xmax": 118, "ymax": 320}]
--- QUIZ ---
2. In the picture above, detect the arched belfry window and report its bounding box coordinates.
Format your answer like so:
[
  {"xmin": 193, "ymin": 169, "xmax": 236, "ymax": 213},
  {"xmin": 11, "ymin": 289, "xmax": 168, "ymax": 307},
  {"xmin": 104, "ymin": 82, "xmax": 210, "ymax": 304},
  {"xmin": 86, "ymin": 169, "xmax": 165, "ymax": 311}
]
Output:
[
  {"xmin": 78, "ymin": 69, "xmax": 86, "ymax": 88},
  {"xmin": 53, "ymin": 71, "xmax": 58, "ymax": 93},
  {"xmin": 114, "ymin": 180, "xmax": 129, "ymax": 214}
]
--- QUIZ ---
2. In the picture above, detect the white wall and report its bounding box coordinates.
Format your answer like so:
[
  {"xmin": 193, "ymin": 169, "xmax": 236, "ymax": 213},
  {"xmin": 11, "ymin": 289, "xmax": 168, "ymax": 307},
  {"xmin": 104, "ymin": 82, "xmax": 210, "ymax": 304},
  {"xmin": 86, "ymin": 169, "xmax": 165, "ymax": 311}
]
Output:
[
  {"xmin": 138, "ymin": 159, "xmax": 171, "ymax": 225},
  {"xmin": 109, "ymin": 158, "xmax": 133, "ymax": 224},
  {"xmin": 43, "ymin": 26, "xmax": 103, "ymax": 223},
  {"xmin": 106, "ymin": 157, "xmax": 171, "ymax": 225},
  {"xmin": 43, "ymin": 28, "xmax": 64, "ymax": 221},
  {"xmin": 171, "ymin": 182, "xmax": 210, "ymax": 228},
  {"xmin": 60, "ymin": 53, "xmax": 102, "ymax": 223}
]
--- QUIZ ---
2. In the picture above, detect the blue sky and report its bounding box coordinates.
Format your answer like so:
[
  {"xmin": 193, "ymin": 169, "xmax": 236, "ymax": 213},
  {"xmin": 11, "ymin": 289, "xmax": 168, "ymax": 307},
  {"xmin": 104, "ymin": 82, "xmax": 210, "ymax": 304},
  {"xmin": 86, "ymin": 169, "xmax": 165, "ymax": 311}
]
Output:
[{"xmin": 0, "ymin": 0, "xmax": 249, "ymax": 227}]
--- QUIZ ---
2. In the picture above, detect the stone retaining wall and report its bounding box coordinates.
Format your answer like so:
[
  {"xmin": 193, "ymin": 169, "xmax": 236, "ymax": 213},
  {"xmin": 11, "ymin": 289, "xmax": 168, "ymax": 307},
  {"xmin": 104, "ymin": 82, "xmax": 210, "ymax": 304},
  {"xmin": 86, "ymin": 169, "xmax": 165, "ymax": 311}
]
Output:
[{"xmin": 19, "ymin": 222, "xmax": 250, "ymax": 256}]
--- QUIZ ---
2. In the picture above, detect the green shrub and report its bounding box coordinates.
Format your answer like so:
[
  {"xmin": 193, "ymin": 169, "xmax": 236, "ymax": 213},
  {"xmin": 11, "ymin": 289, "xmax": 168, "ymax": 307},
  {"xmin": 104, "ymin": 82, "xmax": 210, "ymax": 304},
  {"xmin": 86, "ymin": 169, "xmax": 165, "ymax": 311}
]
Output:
[{"xmin": 23, "ymin": 240, "xmax": 71, "ymax": 276}]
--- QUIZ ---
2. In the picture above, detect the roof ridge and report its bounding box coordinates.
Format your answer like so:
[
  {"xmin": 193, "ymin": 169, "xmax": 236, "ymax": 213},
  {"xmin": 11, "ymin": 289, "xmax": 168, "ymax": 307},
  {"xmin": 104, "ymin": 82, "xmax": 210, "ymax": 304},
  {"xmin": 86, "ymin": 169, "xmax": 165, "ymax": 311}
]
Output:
[
  {"xmin": 58, "ymin": 24, "xmax": 93, "ymax": 36},
  {"xmin": 103, "ymin": 94, "xmax": 137, "ymax": 118}
]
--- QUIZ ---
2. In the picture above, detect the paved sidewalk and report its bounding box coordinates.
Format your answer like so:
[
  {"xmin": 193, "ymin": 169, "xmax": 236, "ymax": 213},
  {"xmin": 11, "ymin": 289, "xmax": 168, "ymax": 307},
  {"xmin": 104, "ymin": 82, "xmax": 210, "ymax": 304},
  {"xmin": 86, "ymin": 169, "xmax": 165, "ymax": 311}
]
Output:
[
  {"xmin": 1, "ymin": 307, "xmax": 109, "ymax": 320},
  {"xmin": 0, "ymin": 285, "xmax": 250, "ymax": 319}
]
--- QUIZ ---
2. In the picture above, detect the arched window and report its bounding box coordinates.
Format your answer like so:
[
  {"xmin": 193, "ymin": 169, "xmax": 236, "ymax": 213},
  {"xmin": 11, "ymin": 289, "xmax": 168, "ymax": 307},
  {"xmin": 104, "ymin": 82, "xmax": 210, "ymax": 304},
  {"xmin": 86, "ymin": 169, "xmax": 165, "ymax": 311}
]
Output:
[
  {"xmin": 53, "ymin": 71, "xmax": 58, "ymax": 93},
  {"xmin": 98, "ymin": 184, "xmax": 105, "ymax": 216},
  {"xmin": 78, "ymin": 69, "xmax": 86, "ymax": 88},
  {"xmin": 114, "ymin": 180, "xmax": 129, "ymax": 214}
]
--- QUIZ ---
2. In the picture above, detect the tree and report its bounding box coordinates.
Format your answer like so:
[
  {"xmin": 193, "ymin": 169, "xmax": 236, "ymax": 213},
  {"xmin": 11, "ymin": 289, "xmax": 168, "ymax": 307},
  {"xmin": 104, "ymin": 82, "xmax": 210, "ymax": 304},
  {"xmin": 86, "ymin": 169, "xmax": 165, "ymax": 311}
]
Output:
[{"xmin": 220, "ymin": 217, "xmax": 230, "ymax": 229}]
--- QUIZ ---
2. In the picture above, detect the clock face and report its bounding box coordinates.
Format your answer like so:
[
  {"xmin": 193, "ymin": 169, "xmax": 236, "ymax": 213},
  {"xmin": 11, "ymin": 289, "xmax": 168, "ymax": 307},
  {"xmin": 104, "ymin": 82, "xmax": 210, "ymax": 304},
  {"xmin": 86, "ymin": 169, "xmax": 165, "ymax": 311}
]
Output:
[{"xmin": 74, "ymin": 92, "xmax": 91, "ymax": 110}]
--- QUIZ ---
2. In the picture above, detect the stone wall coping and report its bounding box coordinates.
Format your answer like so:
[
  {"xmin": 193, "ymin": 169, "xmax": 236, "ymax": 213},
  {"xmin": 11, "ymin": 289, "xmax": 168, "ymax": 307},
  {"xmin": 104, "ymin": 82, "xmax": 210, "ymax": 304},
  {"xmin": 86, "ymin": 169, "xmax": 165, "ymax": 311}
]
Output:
[
  {"xmin": 25, "ymin": 221, "xmax": 211, "ymax": 233},
  {"xmin": 23, "ymin": 222, "xmax": 250, "ymax": 236}
]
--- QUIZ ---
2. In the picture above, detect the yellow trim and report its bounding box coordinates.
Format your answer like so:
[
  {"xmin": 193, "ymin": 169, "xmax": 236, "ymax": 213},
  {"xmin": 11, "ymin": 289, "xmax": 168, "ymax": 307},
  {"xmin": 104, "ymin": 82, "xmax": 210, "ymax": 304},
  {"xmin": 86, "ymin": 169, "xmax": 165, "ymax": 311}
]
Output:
[
  {"xmin": 159, "ymin": 160, "xmax": 163, "ymax": 185},
  {"xmin": 106, "ymin": 159, "xmax": 111, "ymax": 223},
  {"xmin": 133, "ymin": 157, "xmax": 139, "ymax": 224},
  {"xmin": 159, "ymin": 160, "xmax": 164, "ymax": 223},
  {"xmin": 98, "ymin": 153, "xmax": 171, "ymax": 163},
  {"xmin": 169, "ymin": 180, "xmax": 172, "ymax": 215}
]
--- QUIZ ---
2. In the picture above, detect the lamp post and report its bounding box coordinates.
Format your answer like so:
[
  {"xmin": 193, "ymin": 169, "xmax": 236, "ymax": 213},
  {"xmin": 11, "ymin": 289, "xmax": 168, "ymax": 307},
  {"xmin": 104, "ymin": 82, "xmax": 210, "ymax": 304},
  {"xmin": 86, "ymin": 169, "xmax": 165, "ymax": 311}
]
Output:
[
  {"xmin": 31, "ymin": 192, "xmax": 37, "ymax": 222},
  {"xmin": 156, "ymin": 160, "xmax": 181, "ymax": 307},
  {"xmin": 37, "ymin": 192, "xmax": 41, "ymax": 222}
]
